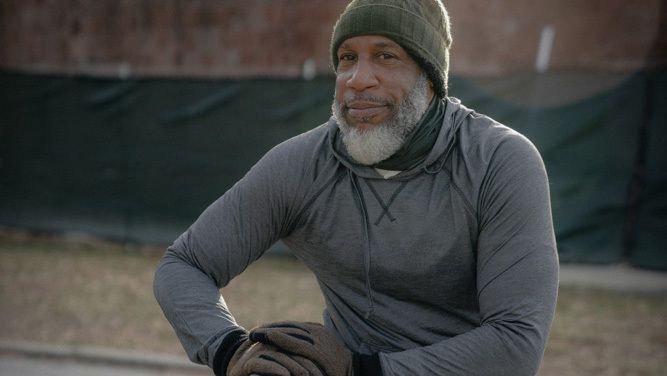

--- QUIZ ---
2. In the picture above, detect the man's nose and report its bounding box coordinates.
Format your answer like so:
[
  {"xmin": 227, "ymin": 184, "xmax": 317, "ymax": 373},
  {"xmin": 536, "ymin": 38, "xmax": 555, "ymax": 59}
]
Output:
[{"xmin": 345, "ymin": 60, "xmax": 378, "ymax": 91}]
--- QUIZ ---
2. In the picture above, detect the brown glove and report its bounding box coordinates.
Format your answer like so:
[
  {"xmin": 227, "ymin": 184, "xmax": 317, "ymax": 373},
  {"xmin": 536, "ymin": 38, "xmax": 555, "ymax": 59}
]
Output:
[
  {"xmin": 249, "ymin": 321, "xmax": 355, "ymax": 376},
  {"xmin": 227, "ymin": 339, "xmax": 325, "ymax": 376}
]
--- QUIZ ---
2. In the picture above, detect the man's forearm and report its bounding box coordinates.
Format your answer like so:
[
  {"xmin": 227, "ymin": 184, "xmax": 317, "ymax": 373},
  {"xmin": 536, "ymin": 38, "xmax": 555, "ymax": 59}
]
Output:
[
  {"xmin": 380, "ymin": 250, "xmax": 558, "ymax": 376},
  {"xmin": 154, "ymin": 248, "xmax": 244, "ymax": 368}
]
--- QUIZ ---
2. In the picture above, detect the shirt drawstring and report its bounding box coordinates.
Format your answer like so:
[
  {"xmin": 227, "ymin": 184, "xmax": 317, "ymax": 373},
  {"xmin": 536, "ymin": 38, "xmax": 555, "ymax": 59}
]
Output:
[{"xmin": 348, "ymin": 169, "xmax": 375, "ymax": 319}]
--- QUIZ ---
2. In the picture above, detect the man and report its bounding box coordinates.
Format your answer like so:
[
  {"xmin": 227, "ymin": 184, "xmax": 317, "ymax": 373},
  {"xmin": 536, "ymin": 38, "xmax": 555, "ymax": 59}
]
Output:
[{"xmin": 154, "ymin": 0, "xmax": 559, "ymax": 375}]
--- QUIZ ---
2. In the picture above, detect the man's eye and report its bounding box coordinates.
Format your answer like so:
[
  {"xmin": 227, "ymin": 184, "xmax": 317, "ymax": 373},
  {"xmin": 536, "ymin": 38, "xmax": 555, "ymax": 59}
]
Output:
[
  {"xmin": 379, "ymin": 53, "xmax": 397, "ymax": 60},
  {"xmin": 339, "ymin": 54, "xmax": 356, "ymax": 62}
]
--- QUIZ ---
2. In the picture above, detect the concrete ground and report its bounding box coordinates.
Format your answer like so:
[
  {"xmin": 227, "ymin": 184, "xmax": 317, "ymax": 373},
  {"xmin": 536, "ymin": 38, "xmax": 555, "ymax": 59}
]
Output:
[
  {"xmin": 1, "ymin": 263, "xmax": 666, "ymax": 376},
  {"xmin": 0, "ymin": 341, "xmax": 209, "ymax": 376},
  {"xmin": 558, "ymin": 262, "xmax": 667, "ymax": 293},
  {"xmin": 0, "ymin": 356, "xmax": 206, "ymax": 376}
]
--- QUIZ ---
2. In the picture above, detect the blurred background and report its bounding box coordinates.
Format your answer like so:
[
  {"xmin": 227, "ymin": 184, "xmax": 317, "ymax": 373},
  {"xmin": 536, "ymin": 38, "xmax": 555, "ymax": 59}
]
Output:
[
  {"xmin": 0, "ymin": 1, "xmax": 666, "ymax": 375},
  {"xmin": 1, "ymin": 0, "xmax": 665, "ymax": 270}
]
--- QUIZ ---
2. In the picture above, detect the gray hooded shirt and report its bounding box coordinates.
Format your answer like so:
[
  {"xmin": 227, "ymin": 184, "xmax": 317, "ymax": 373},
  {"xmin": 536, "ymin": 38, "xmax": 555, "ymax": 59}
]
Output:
[{"xmin": 154, "ymin": 97, "xmax": 559, "ymax": 376}]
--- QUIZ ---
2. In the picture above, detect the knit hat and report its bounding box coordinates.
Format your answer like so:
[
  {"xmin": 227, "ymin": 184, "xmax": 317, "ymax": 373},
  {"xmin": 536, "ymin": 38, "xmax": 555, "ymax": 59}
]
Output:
[{"xmin": 331, "ymin": 0, "xmax": 452, "ymax": 98}]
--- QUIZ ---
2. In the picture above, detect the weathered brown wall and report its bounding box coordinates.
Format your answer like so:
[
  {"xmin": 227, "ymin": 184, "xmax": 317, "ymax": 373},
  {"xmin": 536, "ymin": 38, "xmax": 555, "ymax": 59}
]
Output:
[
  {"xmin": 0, "ymin": 0, "xmax": 348, "ymax": 77},
  {"xmin": 448, "ymin": 0, "xmax": 663, "ymax": 74},
  {"xmin": 0, "ymin": 0, "xmax": 662, "ymax": 78}
]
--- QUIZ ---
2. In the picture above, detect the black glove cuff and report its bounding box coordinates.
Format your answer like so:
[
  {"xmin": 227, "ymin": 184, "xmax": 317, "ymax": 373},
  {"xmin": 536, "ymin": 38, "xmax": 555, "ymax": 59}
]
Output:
[
  {"xmin": 353, "ymin": 352, "xmax": 383, "ymax": 376},
  {"xmin": 212, "ymin": 328, "xmax": 248, "ymax": 376}
]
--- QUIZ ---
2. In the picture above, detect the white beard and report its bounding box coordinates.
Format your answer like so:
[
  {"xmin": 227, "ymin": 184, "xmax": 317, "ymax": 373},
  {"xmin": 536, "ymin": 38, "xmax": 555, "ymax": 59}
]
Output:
[{"xmin": 332, "ymin": 74, "xmax": 431, "ymax": 166}]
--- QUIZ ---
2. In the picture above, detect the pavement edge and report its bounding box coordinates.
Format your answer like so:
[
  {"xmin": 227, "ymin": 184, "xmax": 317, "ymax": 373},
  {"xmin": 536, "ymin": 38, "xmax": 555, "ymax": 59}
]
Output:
[{"xmin": 0, "ymin": 340, "xmax": 209, "ymax": 374}]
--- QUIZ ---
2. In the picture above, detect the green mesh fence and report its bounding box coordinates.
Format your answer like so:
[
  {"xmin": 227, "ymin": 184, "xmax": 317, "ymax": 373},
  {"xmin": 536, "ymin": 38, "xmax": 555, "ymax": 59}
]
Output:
[{"xmin": 0, "ymin": 70, "xmax": 665, "ymax": 269}]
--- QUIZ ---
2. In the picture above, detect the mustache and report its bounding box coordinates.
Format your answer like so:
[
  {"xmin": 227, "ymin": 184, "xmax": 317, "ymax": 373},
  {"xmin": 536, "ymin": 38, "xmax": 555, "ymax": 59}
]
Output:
[{"xmin": 341, "ymin": 95, "xmax": 394, "ymax": 107}]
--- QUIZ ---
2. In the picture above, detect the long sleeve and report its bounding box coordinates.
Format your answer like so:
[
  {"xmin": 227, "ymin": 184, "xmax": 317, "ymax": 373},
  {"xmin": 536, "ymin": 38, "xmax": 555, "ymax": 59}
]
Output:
[
  {"xmin": 153, "ymin": 140, "xmax": 305, "ymax": 368},
  {"xmin": 380, "ymin": 132, "xmax": 559, "ymax": 376}
]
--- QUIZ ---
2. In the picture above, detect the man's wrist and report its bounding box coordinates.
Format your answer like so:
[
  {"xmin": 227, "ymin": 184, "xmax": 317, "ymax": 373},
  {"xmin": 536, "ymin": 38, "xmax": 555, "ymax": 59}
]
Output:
[
  {"xmin": 212, "ymin": 328, "xmax": 248, "ymax": 376},
  {"xmin": 353, "ymin": 352, "xmax": 383, "ymax": 376}
]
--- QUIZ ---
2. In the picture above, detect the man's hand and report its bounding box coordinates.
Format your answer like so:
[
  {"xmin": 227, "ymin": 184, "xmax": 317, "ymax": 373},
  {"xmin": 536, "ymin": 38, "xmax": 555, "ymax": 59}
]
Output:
[
  {"xmin": 227, "ymin": 340, "xmax": 324, "ymax": 376},
  {"xmin": 249, "ymin": 321, "xmax": 354, "ymax": 376}
]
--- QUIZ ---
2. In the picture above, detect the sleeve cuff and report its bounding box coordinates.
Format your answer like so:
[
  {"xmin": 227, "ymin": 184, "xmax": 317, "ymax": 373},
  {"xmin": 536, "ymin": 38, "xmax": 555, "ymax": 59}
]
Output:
[
  {"xmin": 353, "ymin": 352, "xmax": 383, "ymax": 376},
  {"xmin": 212, "ymin": 328, "xmax": 248, "ymax": 376}
]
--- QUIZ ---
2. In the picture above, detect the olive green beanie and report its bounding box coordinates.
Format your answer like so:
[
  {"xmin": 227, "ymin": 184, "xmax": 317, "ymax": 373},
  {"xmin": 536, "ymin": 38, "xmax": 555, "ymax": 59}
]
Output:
[{"xmin": 331, "ymin": 0, "xmax": 452, "ymax": 98}]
